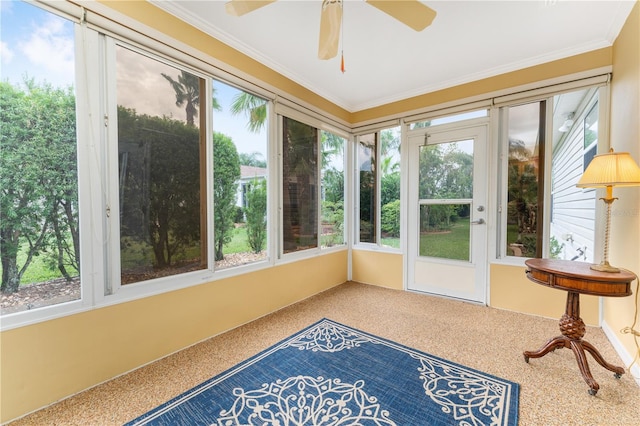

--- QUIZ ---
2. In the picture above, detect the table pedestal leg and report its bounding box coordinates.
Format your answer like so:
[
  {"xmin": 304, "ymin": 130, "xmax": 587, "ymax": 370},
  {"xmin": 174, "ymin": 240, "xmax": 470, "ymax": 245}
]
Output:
[{"xmin": 523, "ymin": 291, "xmax": 624, "ymax": 395}]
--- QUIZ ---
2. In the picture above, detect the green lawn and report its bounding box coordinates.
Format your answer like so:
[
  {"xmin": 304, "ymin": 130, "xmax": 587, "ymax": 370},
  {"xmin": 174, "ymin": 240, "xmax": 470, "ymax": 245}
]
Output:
[
  {"xmin": 2, "ymin": 248, "xmax": 77, "ymax": 286},
  {"xmin": 224, "ymin": 226, "xmax": 253, "ymax": 253},
  {"xmin": 419, "ymin": 220, "xmax": 470, "ymax": 260}
]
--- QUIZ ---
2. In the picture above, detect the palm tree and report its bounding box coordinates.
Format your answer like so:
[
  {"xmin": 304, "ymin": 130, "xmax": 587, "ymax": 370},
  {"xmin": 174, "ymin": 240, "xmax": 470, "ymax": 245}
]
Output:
[
  {"xmin": 230, "ymin": 92, "xmax": 267, "ymax": 132},
  {"xmin": 163, "ymin": 71, "xmax": 223, "ymax": 125}
]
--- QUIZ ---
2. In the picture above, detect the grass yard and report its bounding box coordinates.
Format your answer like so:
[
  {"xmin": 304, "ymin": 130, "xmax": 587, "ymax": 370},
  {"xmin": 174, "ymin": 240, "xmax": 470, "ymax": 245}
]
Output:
[
  {"xmin": 9, "ymin": 250, "xmax": 75, "ymax": 285},
  {"xmin": 419, "ymin": 219, "xmax": 470, "ymax": 260}
]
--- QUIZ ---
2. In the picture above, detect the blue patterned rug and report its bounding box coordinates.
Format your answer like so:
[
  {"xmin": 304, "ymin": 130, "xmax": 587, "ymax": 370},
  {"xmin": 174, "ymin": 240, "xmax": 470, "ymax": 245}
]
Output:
[{"xmin": 127, "ymin": 318, "xmax": 519, "ymax": 425}]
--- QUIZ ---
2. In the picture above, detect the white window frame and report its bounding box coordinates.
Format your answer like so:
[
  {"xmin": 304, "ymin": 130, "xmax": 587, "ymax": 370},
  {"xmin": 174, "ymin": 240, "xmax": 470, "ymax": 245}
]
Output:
[
  {"xmin": 276, "ymin": 105, "xmax": 350, "ymax": 262},
  {"xmin": 493, "ymin": 84, "xmax": 610, "ymax": 265}
]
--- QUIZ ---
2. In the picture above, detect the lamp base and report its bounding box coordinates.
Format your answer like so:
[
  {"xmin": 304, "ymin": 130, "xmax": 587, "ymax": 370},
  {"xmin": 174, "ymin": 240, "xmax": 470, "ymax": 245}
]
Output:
[{"xmin": 590, "ymin": 261, "xmax": 620, "ymax": 273}]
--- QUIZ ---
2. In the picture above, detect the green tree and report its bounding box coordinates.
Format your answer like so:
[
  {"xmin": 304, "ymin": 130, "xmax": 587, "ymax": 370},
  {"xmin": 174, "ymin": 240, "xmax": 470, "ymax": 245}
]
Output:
[
  {"xmin": 118, "ymin": 107, "xmax": 202, "ymax": 269},
  {"xmin": 230, "ymin": 91, "xmax": 267, "ymax": 132},
  {"xmin": 381, "ymin": 172, "xmax": 400, "ymax": 206},
  {"xmin": 213, "ymin": 132, "xmax": 241, "ymax": 261},
  {"xmin": 381, "ymin": 200, "xmax": 401, "ymax": 237},
  {"xmin": 239, "ymin": 151, "xmax": 266, "ymax": 168},
  {"xmin": 1, "ymin": 80, "xmax": 78, "ymax": 293},
  {"xmin": 245, "ymin": 179, "xmax": 267, "ymax": 253},
  {"xmin": 418, "ymin": 143, "xmax": 473, "ymax": 231}
]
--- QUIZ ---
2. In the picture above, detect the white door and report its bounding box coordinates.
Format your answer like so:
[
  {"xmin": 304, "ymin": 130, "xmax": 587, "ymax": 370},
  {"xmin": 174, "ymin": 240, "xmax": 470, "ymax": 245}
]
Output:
[{"xmin": 407, "ymin": 124, "xmax": 488, "ymax": 303}]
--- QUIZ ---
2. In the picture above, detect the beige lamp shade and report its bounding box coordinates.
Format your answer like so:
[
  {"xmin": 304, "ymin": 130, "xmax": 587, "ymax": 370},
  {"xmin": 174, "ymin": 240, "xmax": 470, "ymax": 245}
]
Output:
[{"xmin": 577, "ymin": 149, "xmax": 640, "ymax": 188}]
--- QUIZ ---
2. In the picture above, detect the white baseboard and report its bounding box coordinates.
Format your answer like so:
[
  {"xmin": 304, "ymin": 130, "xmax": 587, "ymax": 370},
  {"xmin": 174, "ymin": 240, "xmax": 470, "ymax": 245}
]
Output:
[{"xmin": 602, "ymin": 320, "xmax": 640, "ymax": 387}]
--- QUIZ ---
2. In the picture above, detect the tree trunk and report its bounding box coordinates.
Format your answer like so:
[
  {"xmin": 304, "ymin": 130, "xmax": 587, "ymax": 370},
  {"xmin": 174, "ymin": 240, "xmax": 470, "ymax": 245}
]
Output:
[
  {"xmin": 62, "ymin": 197, "xmax": 80, "ymax": 270},
  {"xmin": 1, "ymin": 229, "xmax": 21, "ymax": 293},
  {"xmin": 51, "ymin": 201, "xmax": 72, "ymax": 281}
]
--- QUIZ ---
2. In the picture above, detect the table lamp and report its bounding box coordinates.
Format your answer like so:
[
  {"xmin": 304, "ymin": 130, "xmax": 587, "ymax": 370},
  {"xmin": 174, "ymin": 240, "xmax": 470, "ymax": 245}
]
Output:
[{"xmin": 576, "ymin": 148, "xmax": 640, "ymax": 272}]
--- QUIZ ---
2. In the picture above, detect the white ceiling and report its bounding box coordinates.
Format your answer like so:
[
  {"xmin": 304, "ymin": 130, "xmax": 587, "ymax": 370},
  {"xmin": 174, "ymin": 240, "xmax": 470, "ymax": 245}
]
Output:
[{"xmin": 152, "ymin": 0, "xmax": 635, "ymax": 113}]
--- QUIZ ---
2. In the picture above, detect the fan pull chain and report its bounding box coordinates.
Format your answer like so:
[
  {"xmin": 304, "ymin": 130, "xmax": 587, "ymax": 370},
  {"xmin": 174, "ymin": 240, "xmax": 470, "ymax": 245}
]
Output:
[{"xmin": 340, "ymin": 0, "xmax": 345, "ymax": 73}]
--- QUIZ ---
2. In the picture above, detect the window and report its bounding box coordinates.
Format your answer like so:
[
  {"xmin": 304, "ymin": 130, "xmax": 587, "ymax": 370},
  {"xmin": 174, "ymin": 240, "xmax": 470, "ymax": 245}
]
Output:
[
  {"xmin": 115, "ymin": 46, "xmax": 208, "ymax": 285},
  {"xmin": 380, "ymin": 127, "xmax": 401, "ymax": 248},
  {"xmin": 356, "ymin": 126, "xmax": 401, "ymax": 248},
  {"xmin": 321, "ymin": 131, "xmax": 346, "ymax": 248},
  {"xmin": 282, "ymin": 117, "xmax": 319, "ymax": 253},
  {"xmin": 410, "ymin": 109, "xmax": 488, "ymax": 129},
  {"xmin": 583, "ymin": 101, "xmax": 598, "ymax": 171},
  {"xmin": 358, "ymin": 133, "xmax": 377, "ymax": 243},
  {"xmin": 549, "ymin": 90, "xmax": 599, "ymax": 262},
  {"xmin": 1, "ymin": 1, "xmax": 81, "ymax": 314},
  {"xmin": 500, "ymin": 87, "xmax": 601, "ymax": 261},
  {"xmin": 504, "ymin": 101, "xmax": 545, "ymax": 258},
  {"xmin": 212, "ymin": 80, "xmax": 269, "ymax": 270}
]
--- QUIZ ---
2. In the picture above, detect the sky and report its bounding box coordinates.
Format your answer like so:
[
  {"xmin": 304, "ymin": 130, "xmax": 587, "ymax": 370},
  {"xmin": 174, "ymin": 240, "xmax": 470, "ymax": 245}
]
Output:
[
  {"xmin": 1, "ymin": 0, "xmax": 267, "ymax": 158},
  {"xmin": 1, "ymin": 0, "xmax": 75, "ymax": 88}
]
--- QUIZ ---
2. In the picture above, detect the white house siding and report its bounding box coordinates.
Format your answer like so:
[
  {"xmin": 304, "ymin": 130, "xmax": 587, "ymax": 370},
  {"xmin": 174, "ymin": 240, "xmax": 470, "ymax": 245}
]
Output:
[
  {"xmin": 237, "ymin": 165, "xmax": 267, "ymax": 208},
  {"xmin": 550, "ymin": 127, "xmax": 596, "ymax": 262}
]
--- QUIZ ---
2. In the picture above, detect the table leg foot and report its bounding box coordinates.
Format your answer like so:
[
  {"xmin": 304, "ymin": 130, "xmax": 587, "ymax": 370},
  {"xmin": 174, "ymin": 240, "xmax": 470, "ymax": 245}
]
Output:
[
  {"xmin": 569, "ymin": 340, "xmax": 600, "ymax": 396},
  {"xmin": 581, "ymin": 340, "xmax": 625, "ymax": 377},
  {"xmin": 523, "ymin": 336, "xmax": 566, "ymax": 363}
]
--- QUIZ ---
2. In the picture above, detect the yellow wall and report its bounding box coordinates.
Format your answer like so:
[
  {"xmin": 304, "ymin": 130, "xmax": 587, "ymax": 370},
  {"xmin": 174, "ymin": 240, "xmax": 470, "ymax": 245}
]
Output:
[
  {"xmin": 0, "ymin": 251, "xmax": 347, "ymax": 423},
  {"xmin": 352, "ymin": 48, "xmax": 612, "ymax": 123},
  {"xmin": 352, "ymin": 250, "xmax": 403, "ymax": 290},
  {"xmin": 489, "ymin": 264, "xmax": 600, "ymax": 325},
  {"xmin": 605, "ymin": 1, "xmax": 640, "ymax": 366}
]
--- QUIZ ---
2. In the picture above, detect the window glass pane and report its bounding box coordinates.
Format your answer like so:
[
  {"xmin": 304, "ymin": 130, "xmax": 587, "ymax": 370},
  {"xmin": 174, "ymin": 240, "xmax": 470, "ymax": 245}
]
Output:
[
  {"xmin": 1, "ymin": 2, "xmax": 80, "ymax": 314},
  {"xmin": 358, "ymin": 133, "xmax": 377, "ymax": 243},
  {"xmin": 282, "ymin": 117, "xmax": 318, "ymax": 253},
  {"xmin": 380, "ymin": 127, "xmax": 401, "ymax": 249},
  {"xmin": 321, "ymin": 131, "xmax": 345, "ymax": 248},
  {"xmin": 116, "ymin": 46, "xmax": 206, "ymax": 284},
  {"xmin": 212, "ymin": 80, "xmax": 268, "ymax": 269},
  {"xmin": 506, "ymin": 102, "xmax": 543, "ymax": 257},
  {"xmin": 549, "ymin": 90, "xmax": 597, "ymax": 262},
  {"xmin": 584, "ymin": 102, "xmax": 598, "ymax": 151},
  {"xmin": 410, "ymin": 109, "xmax": 487, "ymax": 129}
]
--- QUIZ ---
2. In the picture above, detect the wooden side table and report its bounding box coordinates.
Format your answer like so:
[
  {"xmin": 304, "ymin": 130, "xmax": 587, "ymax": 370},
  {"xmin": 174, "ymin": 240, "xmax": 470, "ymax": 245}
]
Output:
[{"xmin": 523, "ymin": 258, "xmax": 635, "ymax": 395}]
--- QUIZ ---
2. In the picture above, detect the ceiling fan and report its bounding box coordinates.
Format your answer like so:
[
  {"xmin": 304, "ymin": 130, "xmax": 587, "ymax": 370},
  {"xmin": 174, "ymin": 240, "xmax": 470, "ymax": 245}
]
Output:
[{"xmin": 225, "ymin": 0, "xmax": 437, "ymax": 61}]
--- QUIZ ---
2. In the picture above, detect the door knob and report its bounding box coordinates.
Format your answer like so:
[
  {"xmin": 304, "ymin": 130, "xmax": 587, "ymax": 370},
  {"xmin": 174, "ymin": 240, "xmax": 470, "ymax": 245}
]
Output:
[{"xmin": 471, "ymin": 218, "xmax": 485, "ymax": 225}]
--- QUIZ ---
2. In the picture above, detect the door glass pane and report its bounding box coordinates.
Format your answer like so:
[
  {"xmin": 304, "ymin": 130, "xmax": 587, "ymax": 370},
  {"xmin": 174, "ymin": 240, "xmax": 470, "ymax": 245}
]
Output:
[
  {"xmin": 419, "ymin": 140, "xmax": 473, "ymax": 199},
  {"xmin": 282, "ymin": 117, "xmax": 318, "ymax": 253},
  {"xmin": 116, "ymin": 46, "xmax": 207, "ymax": 284},
  {"xmin": 419, "ymin": 204, "xmax": 471, "ymax": 261},
  {"xmin": 358, "ymin": 133, "xmax": 377, "ymax": 243},
  {"xmin": 418, "ymin": 141, "xmax": 474, "ymax": 262},
  {"xmin": 1, "ymin": 2, "xmax": 80, "ymax": 314}
]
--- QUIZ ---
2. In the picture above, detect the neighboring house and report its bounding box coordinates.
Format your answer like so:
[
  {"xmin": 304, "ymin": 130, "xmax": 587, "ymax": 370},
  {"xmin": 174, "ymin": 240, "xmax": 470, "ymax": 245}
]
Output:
[
  {"xmin": 237, "ymin": 165, "xmax": 267, "ymax": 208},
  {"xmin": 550, "ymin": 89, "xmax": 599, "ymax": 262}
]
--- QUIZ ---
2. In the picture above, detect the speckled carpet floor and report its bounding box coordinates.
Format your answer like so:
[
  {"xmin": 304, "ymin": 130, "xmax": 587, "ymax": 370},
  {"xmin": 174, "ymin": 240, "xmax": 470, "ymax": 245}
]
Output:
[{"xmin": 9, "ymin": 282, "xmax": 640, "ymax": 426}]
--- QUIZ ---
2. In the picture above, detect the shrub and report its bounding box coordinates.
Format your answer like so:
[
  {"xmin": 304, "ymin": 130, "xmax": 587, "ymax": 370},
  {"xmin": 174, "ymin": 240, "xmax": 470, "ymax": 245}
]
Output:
[{"xmin": 381, "ymin": 200, "xmax": 401, "ymax": 237}]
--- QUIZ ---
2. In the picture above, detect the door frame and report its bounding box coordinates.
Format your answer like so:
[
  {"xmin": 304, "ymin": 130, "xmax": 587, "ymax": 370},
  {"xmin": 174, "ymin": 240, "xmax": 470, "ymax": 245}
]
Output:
[{"xmin": 404, "ymin": 120, "xmax": 490, "ymax": 304}]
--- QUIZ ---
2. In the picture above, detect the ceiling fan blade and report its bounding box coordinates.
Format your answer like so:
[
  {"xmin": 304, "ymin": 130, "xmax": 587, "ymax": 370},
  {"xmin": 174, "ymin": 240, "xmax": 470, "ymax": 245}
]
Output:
[
  {"xmin": 318, "ymin": 0, "xmax": 342, "ymax": 60},
  {"xmin": 225, "ymin": 0, "xmax": 276, "ymax": 17},
  {"xmin": 365, "ymin": 0, "xmax": 436, "ymax": 31}
]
